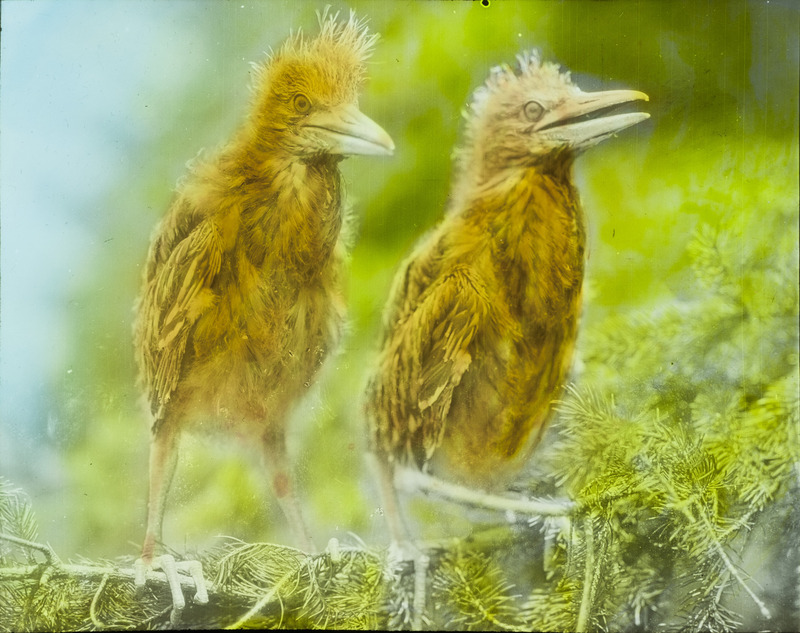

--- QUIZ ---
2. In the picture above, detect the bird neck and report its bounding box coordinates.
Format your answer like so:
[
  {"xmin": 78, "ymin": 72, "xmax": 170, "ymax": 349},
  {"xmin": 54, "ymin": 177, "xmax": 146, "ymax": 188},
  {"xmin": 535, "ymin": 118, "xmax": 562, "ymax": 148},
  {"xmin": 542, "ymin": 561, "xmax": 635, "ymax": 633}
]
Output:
[
  {"xmin": 463, "ymin": 163, "xmax": 587, "ymax": 319},
  {"xmin": 217, "ymin": 137, "xmax": 345, "ymax": 283},
  {"xmin": 266, "ymin": 153, "xmax": 344, "ymax": 282}
]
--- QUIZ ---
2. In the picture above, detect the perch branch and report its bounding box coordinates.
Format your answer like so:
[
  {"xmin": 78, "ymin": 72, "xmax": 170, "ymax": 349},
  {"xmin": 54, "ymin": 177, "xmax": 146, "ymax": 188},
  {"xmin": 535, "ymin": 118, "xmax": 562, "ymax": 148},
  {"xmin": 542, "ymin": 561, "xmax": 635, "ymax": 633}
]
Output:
[
  {"xmin": 225, "ymin": 566, "xmax": 296, "ymax": 629},
  {"xmin": 395, "ymin": 468, "xmax": 576, "ymax": 517}
]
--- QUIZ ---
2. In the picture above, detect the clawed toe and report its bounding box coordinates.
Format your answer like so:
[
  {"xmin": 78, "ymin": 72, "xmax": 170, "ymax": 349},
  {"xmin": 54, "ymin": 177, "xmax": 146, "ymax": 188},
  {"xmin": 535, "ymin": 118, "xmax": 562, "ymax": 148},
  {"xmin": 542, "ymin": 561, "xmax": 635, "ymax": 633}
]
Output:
[
  {"xmin": 325, "ymin": 537, "xmax": 342, "ymax": 564},
  {"xmin": 133, "ymin": 554, "xmax": 209, "ymax": 625},
  {"xmin": 387, "ymin": 540, "xmax": 429, "ymax": 630}
]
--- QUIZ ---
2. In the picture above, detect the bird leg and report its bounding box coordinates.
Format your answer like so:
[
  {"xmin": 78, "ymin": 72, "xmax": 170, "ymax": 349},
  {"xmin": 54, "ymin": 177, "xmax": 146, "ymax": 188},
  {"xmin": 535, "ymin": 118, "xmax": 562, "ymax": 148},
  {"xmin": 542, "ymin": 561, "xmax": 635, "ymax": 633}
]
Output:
[
  {"xmin": 369, "ymin": 451, "xmax": 413, "ymax": 544},
  {"xmin": 394, "ymin": 466, "xmax": 576, "ymax": 518},
  {"xmin": 368, "ymin": 452, "xmax": 429, "ymax": 630},
  {"xmin": 141, "ymin": 425, "xmax": 180, "ymax": 565},
  {"xmin": 261, "ymin": 428, "xmax": 316, "ymax": 553},
  {"xmin": 135, "ymin": 425, "xmax": 208, "ymax": 623}
]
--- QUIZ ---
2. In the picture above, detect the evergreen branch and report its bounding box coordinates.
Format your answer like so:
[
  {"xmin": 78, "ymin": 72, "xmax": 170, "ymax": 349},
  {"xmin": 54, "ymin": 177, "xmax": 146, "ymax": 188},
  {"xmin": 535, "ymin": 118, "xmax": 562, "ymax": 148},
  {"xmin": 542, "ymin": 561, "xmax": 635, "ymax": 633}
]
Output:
[
  {"xmin": 0, "ymin": 558, "xmax": 208, "ymax": 593},
  {"xmin": 687, "ymin": 223, "xmax": 738, "ymax": 298},
  {"xmin": 700, "ymin": 512, "xmax": 771, "ymax": 620},
  {"xmin": 0, "ymin": 564, "xmax": 39, "ymax": 580},
  {"xmin": 89, "ymin": 573, "xmax": 110, "ymax": 629},
  {"xmin": 0, "ymin": 533, "xmax": 60, "ymax": 565},
  {"xmin": 396, "ymin": 467, "xmax": 576, "ymax": 517},
  {"xmin": 225, "ymin": 566, "xmax": 295, "ymax": 629},
  {"xmin": 430, "ymin": 548, "xmax": 522, "ymax": 631},
  {"xmin": 0, "ymin": 480, "xmax": 39, "ymax": 559},
  {"xmin": 575, "ymin": 516, "xmax": 595, "ymax": 633}
]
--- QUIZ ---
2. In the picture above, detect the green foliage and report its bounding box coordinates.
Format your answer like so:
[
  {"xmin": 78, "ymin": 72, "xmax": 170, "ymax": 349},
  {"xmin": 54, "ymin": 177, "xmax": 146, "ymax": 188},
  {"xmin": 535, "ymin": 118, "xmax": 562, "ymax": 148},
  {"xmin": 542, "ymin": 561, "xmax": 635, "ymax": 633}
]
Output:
[
  {"xmin": 0, "ymin": 482, "xmax": 388, "ymax": 630},
  {"xmin": 0, "ymin": 481, "xmax": 38, "ymax": 559},
  {"xmin": 11, "ymin": 0, "xmax": 791, "ymax": 565},
  {"xmin": 430, "ymin": 549, "xmax": 520, "ymax": 631},
  {"xmin": 208, "ymin": 540, "xmax": 386, "ymax": 629},
  {"xmin": 3, "ymin": 1, "xmax": 799, "ymax": 631},
  {"xmin": 529, "ymin": 161, "xmax": 800, "ymax": 630}
]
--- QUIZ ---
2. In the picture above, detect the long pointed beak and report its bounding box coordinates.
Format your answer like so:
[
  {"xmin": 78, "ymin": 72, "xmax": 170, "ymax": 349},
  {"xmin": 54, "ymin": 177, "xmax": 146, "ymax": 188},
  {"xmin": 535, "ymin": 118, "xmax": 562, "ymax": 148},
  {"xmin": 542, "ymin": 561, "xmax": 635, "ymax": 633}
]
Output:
[
  {"xmin": 305, "ymin": 103, "xmax": 395, "ymax": 156},
  {"xmin": 539, "ymin": 89, "xmax": 650, "ymax": 149}
]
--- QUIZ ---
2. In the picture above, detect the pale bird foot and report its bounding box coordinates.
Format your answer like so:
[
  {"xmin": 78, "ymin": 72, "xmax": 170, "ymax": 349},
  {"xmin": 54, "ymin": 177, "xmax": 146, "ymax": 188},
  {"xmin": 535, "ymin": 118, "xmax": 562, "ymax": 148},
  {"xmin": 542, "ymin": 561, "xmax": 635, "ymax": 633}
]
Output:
[
  {"xmin": 134, "ymin": 554, "xmax": 209, "ymax": 626},
  {"xmin": 387, "ymin": 540, "xmax": 429, "ymax": 630},
  {"xmin": 325, "ymin": 537, "xmax": 342, "ymax": 564},
  {"xmin": 386, "ymin": 538, "xmax": 418, "ymax": 565}
]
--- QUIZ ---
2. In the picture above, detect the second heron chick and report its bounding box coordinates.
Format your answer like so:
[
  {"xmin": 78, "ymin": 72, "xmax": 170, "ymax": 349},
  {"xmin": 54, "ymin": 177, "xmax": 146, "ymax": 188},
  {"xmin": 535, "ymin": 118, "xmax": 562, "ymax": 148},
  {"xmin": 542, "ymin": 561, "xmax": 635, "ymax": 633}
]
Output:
[{"xmin": 365, "ymin": 51, "xmax": 649, "ymax": 540}]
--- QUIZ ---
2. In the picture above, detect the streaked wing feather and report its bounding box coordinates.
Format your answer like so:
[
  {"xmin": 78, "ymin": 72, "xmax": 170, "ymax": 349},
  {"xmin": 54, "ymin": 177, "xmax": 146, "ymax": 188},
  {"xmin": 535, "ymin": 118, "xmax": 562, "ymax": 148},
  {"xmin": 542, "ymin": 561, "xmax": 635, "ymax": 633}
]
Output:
[
  {"xmin": 138, "ymin": 219, "xmax": 222, "ymax": 419},
  {"xmin": 387, "ymin": 265, "xmax": 491, "ymax": 464}
]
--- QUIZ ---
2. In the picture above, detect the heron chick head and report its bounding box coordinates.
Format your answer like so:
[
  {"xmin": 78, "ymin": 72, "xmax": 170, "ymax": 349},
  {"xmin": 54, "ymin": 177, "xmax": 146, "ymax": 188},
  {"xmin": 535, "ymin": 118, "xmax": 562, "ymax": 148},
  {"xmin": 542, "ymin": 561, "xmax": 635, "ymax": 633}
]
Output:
[
  {"xmin": 248, "ymin": 9, "xmax": 394, "ymax": 158},
  {"xmin": 458, "ymin": 50, "xmax": 649, "ymax": 180}
]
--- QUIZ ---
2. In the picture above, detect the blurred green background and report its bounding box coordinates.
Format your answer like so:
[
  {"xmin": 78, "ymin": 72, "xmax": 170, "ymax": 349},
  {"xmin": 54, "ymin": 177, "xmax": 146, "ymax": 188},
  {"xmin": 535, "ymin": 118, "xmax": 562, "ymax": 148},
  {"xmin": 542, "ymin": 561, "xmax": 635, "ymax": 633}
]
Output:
[{"xmin": 0, "ymin": 0, "xmax": 797, "ymax": 560}]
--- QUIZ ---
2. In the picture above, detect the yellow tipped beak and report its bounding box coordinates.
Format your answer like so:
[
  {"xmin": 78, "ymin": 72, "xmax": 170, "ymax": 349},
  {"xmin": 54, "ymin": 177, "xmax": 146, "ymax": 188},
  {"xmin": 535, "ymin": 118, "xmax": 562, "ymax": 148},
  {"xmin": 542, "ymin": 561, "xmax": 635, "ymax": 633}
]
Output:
[
  {"xmin": 306, "ymin": 103, "xmax": 395, "ymax": 156},
  {"xmin": 539, "ymin": 89, "xmax": 650, "ymax": 149}
]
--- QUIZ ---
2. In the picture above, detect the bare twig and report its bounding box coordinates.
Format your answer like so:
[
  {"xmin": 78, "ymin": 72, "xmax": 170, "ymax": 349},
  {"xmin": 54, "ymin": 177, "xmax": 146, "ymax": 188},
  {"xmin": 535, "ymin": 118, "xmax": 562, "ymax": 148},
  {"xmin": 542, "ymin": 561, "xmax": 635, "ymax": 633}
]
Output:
[
  {"xmin": 0, "ymin": 532, "xmax": 60, "ymax": 565},
  {"xmin": 89, "ymin": 573, "xmax": 110, "ymax": 629},
  {"xmin": 701, "ymin": 514, "xmax": 771, "ymax": 620},
  {"xmin": 575, "ymin": 516, "xmax": 595, "ymax": 633}
]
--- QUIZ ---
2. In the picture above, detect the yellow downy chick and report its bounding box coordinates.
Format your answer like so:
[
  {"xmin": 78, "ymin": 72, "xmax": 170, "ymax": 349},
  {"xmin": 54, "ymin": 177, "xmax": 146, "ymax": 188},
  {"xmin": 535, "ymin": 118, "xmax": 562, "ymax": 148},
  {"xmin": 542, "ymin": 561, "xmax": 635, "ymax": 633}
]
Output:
[
  {"xmin": 134, "ymin": 10, "xmax": 393, "ymax": 564},
  {"xmin": 366, "ymin": 51, "xmax": 648, "ymax": 540}
]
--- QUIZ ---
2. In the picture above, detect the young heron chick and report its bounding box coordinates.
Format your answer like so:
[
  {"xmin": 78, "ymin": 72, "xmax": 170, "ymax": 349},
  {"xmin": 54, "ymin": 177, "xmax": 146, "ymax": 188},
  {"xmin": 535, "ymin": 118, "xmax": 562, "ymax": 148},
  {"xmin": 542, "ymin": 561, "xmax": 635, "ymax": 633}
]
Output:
[
  {"xmin": 366, "ymin": 51, "xmax": 648, "ymax": 541},
  {"xmin": 134, "ymin": 11, "xmax": 392, "ymax": 574}
]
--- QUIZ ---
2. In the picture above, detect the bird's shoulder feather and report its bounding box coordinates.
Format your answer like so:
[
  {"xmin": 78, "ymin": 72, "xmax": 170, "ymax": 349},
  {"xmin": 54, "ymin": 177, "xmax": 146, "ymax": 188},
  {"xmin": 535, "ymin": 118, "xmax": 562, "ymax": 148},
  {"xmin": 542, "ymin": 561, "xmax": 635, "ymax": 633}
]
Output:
[
  {"xmin": 137, "ymin": 201, "xmax": 224, "ymax": 422},
  {"xmin": 376, "ymin": 261, "xmax": 496, "ymax": 464}
]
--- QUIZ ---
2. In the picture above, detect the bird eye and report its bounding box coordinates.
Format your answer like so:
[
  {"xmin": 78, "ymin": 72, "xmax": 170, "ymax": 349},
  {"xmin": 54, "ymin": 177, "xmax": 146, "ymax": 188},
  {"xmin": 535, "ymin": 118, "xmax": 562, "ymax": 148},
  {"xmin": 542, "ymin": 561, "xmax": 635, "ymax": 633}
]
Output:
[
  {"xmin": 523, "ymin": 100, "xmax": 544, "ymax": 122},
  {"xmin": 293, "ymin": 93, "xmax": 311, "ymax": 114}
]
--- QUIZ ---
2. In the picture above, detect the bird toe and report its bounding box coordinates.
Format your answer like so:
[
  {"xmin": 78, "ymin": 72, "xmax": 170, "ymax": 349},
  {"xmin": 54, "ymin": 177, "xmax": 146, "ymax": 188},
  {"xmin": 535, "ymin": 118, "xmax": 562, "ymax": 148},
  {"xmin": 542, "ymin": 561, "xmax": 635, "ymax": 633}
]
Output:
[{"xmin": 133, "ymin": 553, "xmax": 209, "ymax": 624}]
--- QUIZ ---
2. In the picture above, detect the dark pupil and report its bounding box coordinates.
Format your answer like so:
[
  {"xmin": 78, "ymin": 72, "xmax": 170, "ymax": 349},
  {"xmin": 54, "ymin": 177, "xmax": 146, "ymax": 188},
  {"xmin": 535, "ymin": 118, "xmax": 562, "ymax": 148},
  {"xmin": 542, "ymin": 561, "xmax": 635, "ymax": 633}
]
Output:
[
  {"xmin": 296, "ymin": 96, "xmax": 308, "ymax": 111},
  {"xmin": 525, "ymin": 101, "xmax": 543, "ymax": 121}
]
